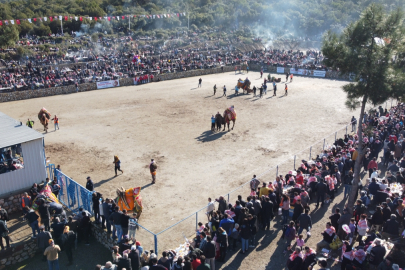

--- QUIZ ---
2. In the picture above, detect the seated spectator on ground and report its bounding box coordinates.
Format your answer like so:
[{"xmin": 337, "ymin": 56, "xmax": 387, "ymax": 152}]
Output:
[{"xmin": 316, "ymin": 222, "xmax": 336, "ymax": 252}]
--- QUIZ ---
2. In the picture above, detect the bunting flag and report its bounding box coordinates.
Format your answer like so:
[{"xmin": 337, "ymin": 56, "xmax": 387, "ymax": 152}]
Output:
[{"xmin": 0, "ymin": 11, "xmax": 187, "ymax": 27}]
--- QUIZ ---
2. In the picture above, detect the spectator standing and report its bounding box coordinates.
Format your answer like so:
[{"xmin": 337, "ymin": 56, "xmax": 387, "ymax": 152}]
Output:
[
  {"xmin": 315, "ymin": 180, "xmax": 327, "ymax": 207},
  {"xmin": 206, "ymin": 198, "xmax": 215, "ymax": 220},
  {"xmin": 117, "ymin": 253, "xmax": 132, "ymax": 270},
  {"xmin": 149, "ymin": 159, "xmax": 157, "ymax": 184},
  {"xmin": 37, "ymin": 225, "xmax": 52, "ymax": 261},
  {"xmin": 128, "ymin": 246, "xmax": 141, "ymax": 270},
  {"xmin": 109, "ymin": 206, "xmax": 123, "ymax": 243},
  {"xmin": 21, "ymin": 192, "xmax": 32, "ymax": 217},
  {"xmin": 121, "ymin": 210, "xmax": 130, "ymax": 237},
  {"xmin": 44, "ymin": 239, "xmax": 61, "ymax": 270},
  {"xmin": 196, "ymin": 255, "xmax": 210, "ymax": 270},
  {"xmin": 0, "ymin": 218, "xmax": 10, "ymax": 250},
  {"xmin": 351, "ymin": 116, "xmax": 357, "ymax": 132},
  {"xmin": 79, "ymin": 212, "xmax": 91, "ymax": 245},
  {"xmin": 297, "ymin": 208, "xmax": 312, "ymax": 235},
  {"xmin": 202, "ymin": 235, "xmax": 215, "ymax": 269},
  {"xmin": 92, "ymin": 193, "xmax": 101, "ymax": 224},
  {"xmin": 86, "ymin": 176, "xmax": 94, "ymax": 191},
  {"xmin": 52, "ymin": 115, "xmax": 59, "ymax": 131},
  {"xmin": 250, "ymin": 175, "xmax": 260, "ymax": 192},
  {"xmin": 25, "ymin": 207, "xmax": 40, "ymax": 238},
  {"xmin": 38, "ymin": 200, "xmax": 51, "ymax": 231},
  {"xmin": 61, "ymin": 226, "xmax": 76, "ymax": 266}
]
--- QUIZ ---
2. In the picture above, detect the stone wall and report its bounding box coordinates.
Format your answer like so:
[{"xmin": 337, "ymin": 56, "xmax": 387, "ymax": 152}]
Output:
[
  {"xmin": 0, "ymin": 240, "xmax": 37, "ymax": 269},
  {"xmin": 0, "ymin": 192, "xmax": 26, "ymax": 215},
  {"xmin": 91, "ymin": 223, "xmax": 115, "ymax": 250}
]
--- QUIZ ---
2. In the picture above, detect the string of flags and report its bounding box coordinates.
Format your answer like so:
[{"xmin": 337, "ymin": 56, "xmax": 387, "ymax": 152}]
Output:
[{"xmin": 0, "ymin": 12, "xmax": 187, "ymax": 26}]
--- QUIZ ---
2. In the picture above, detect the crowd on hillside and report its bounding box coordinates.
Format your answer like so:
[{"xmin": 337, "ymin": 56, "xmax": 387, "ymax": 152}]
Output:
[{"xmin": 0, "ymin": 33, "xmax": 325, "ymax": 92}]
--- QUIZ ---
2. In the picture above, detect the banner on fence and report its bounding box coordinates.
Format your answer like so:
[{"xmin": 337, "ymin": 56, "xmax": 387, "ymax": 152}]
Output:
[
  {"xmin": 276, "ymin": 67, "xmax": 284, "ymax": 73},
  {"xmin": 96, "ymin": 80, "xmax": 120, "ymax": 89},
  {"xmin": 311, "ymin": 70, "xmax": 326, "ymax": 77},
  {"xmin": 290, "ymin": 68, "xmax": 306, "ymax": 75}
]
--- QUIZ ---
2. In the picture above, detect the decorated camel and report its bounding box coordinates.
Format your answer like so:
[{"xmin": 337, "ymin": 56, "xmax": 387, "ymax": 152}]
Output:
[
  {"xmin": 116, "ymin": 186, "xmax": 143, "ymax": 219},
  {"xmin": 223, "ymin": 105, "xmax": 236, "ymax": 131},
  {"xmin": 237, "ymin": 78, "xmax": 252, "ymax": 94},
  {"xmin": 38, "ymin": 107, "xmax": 51, "ymax": 133}
]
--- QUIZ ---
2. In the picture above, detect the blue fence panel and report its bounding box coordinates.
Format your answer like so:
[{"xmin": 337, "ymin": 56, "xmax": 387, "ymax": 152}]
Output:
[
  {"xmin": 46, "ymin": 164, "xmax": 55, "ymax": 180},
  {"xmin": 52, "ymin": 168, "xmax": 93, "ymax": 215}
]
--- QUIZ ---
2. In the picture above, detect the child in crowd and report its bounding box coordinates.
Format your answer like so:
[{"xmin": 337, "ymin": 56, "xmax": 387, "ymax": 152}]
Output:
[{"xmin": 296, "ymin": 234, "xmax": 305, "ymax": 249}]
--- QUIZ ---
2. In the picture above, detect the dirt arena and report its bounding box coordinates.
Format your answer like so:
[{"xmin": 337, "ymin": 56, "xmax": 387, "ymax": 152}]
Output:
[{"xmin": 3, "ymin": 71, "xmax": 363, "ymax": 269}]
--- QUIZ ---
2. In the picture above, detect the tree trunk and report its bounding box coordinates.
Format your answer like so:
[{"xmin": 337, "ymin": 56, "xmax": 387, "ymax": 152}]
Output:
[{"xmin": 347, "ymin": 95, "xmax": 368, "ymax": 215}]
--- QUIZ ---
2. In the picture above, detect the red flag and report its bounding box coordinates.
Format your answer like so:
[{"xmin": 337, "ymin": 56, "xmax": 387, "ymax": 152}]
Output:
[
  {"xmin": 108, "ymin": 17, "xmax": 111, "ymax": 21},
  {"xmin": 65, "ymin": 16, "xmax": 68, "ymax": 21},
  {"xmin": 34, "ymin": 18, "xmax": 37, "ymax": 22},
  {"xmin": 0, "ymin": 21, "xmax": 2, "ymax": 26},
  {"xmin": 16, "ymin": 19, "xmax": 20, "ymax": 25},
  {"xmin": 94, "ymin": 17, "xmax": 97, "ymax": 21},
  {"xmin": 79, "ymin": 17, "xmax": 83, "ymax": 21},
  {"xmin": 122, "ymin": 16, "xmax": 125, "ymax": 20},
  {"xmin": 177, "ymin": 13, "xmax": 179, "ymax": 17},
  {"xmin": 50, "ymin": 17, "xmax": 53, "ymax": 22}
]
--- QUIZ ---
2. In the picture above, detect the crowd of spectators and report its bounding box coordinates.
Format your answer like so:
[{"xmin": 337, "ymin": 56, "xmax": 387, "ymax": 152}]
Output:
[
  {"xmin": 0, "ymin": 33, "xmax": 324, "ymax": 93},
  {"xmin": 103, "ymin": 103, "xmax": 405, "ymax": 270}
]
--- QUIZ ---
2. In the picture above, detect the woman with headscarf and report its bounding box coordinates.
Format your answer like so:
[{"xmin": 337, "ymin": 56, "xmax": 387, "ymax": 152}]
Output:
[
  {"xmin": 340, "ymin": 241, "xmax": 353, "ymax": 270},
  {"xmin": 113, "ymin": 155, "xmax": 123, "ymax": 176}
]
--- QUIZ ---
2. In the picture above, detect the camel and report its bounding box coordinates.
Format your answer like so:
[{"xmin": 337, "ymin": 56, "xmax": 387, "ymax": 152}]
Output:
[
  {"xmin": 223, "ymin": 106, "xmax": 236, "ymax": 131},
  {"xmin": 40, "ymin": 114, "xmax": 49, "ymax": 133},
  {"xmin": 38, "ymin": 107, "xmax": 51, "ymax": 133}
]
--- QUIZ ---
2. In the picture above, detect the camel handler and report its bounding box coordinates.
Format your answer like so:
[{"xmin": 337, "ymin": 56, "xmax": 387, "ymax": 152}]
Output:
[
  {"xmin": 26, "ymin": 118, "xmax": 34, "ymax": 128},
  {"xmin": 113, "ymin": 155, "xmax": 123, "ymax": 176},
  {"xmin": 150, "ymin": 159, "xmax": 158, "ymax": 184}
]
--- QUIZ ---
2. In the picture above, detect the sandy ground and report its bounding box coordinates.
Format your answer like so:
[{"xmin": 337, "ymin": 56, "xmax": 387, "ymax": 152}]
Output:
[{"xmin": 2, "ymin": 71, "xmax": 364, "ymax": 269}]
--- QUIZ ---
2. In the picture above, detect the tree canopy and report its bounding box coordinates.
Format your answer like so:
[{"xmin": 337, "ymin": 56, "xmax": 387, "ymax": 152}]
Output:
[
  {"xmin": 0, "ymin": 0, "xmax": 403, "ymax": 39},
  {"xmin": 321, "ymin": 3, "xmax": 405, "ymax": 212}
]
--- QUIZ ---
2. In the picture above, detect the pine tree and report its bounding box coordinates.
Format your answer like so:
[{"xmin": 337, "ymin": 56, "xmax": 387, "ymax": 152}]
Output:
[{"xmin": 322, "ymin": 4, "xmax": 405, "ymax": 213}]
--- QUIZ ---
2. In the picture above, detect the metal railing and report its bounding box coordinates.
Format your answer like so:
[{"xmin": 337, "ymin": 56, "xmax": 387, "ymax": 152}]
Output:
[{"xmin": 151, "ymin": 122, "xmax": 357, "ymax": 253}]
